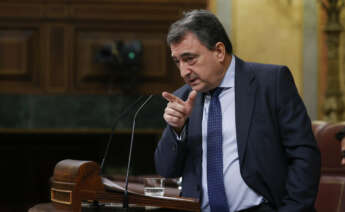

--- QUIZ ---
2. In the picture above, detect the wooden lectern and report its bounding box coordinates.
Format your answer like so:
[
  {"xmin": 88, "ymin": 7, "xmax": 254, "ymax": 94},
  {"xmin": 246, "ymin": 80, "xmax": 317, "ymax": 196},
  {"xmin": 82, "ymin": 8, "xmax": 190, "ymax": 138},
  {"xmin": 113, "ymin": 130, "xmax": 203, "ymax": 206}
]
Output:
[{"xmin": 29, "ymin": 159, "xmax": 200, "ymax": 212}]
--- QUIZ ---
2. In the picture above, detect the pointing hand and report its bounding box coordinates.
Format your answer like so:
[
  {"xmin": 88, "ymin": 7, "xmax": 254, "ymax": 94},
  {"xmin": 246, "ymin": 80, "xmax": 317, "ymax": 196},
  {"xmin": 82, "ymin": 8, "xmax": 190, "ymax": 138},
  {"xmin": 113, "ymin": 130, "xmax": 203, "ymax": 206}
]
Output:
[{"xmin": 162, "ymin": 90, "xmax": 197, "ymax": 133}]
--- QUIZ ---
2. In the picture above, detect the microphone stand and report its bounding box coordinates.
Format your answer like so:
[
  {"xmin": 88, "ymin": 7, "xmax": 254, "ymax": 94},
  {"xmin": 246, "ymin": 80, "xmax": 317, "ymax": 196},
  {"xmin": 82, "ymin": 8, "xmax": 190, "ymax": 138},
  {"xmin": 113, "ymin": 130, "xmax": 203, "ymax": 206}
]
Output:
[
  {"xmin": 123, "ymin": 95, "xmax": 153, "ymax": 210},
  {"xmin": 100, "ymin": 96, "xmax": 144, "ymax": 174}
]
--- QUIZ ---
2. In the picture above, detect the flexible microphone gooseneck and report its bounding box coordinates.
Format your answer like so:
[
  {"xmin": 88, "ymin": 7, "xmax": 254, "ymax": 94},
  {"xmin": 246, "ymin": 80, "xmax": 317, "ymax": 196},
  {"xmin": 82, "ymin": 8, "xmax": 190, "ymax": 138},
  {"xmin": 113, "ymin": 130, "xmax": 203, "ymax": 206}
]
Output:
[
  {"xmin": 123, "ymin": 94, "xmax": 154, "ymax": 209},
  {"xmin": 100, "ymin": 95, "xmax": 145, "ymax": 174}
]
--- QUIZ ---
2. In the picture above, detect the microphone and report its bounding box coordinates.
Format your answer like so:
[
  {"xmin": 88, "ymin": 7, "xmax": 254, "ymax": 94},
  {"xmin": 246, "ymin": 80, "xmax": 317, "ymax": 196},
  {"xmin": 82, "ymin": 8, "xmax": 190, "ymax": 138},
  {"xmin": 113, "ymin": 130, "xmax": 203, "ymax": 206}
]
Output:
[
  {"xmin": 100, "ymin": 95, "xmax": 145, "ymax": 174},
  {"xmin": 123, "ymin": 94, "xmax": 154, "ymax": 209}
]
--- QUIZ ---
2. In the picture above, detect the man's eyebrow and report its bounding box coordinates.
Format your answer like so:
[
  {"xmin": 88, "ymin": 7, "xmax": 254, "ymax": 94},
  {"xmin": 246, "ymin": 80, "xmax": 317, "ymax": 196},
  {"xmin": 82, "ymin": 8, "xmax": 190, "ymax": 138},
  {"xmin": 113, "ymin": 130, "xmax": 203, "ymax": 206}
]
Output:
[
  {"xmin": 180, "ymin": 52, "xmax": 195, "ymax": 57},
  {"xmin": 171, "ymin": 52, "xmax": 195, "ymax": 59}
]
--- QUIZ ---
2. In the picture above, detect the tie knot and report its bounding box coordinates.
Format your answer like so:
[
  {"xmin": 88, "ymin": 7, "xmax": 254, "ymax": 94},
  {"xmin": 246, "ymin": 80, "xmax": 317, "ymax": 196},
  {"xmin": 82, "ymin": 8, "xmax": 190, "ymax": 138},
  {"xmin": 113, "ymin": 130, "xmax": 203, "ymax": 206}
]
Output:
[{"xmin": 210, "ymin": 87, "xmax": 223, "ymax": 97}]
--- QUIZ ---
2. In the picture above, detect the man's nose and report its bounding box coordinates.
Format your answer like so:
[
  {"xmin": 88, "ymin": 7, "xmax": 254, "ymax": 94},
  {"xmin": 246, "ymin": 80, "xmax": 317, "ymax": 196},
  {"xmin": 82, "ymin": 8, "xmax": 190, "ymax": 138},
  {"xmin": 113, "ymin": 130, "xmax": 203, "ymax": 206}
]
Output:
[{"xmin": 179, "ymin": 62, "xmax": 191, "ymax": 78}]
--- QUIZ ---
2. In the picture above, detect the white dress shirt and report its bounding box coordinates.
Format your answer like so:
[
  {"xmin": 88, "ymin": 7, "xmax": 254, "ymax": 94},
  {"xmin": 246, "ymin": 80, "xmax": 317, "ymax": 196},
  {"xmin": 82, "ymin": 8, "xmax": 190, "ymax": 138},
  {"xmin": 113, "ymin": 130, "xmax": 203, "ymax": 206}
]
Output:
[{"xmin": 201, "ymin": 56, "xmax": 263, "ymax": 212}]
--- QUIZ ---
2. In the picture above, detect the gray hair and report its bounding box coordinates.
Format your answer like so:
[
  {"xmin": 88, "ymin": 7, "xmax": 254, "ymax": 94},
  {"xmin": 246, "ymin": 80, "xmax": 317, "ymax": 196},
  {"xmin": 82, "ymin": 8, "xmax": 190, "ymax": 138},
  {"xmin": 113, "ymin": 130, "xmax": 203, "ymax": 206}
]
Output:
[{"xmin": 167, "ymin": 9, "xmax": 232, "ymax": 54}]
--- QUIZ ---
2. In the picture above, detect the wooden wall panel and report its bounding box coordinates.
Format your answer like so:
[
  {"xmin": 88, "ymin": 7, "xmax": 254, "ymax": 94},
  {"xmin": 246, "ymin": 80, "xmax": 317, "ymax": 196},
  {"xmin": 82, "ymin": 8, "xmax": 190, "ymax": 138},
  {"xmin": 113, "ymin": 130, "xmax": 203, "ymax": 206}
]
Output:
[
  {"xmin": 0, "ymin": 4, "xmax": 42, "ymax": 19},
  {"xmin": 74, "ymin": 30, "xmax": 168, "ymax": 91},
  {"xmin": 0, "ymin": 0, "xmax": 206, "ymax": 94},
  {"xmin": 0, "ymin": 32, "xmax": 28, "ymax": 77},
  {"xmin": 0, "ymin": 29, "xmax": 41, "ymax": 92},
  {"xmin": 142, "ymin": 38, "xmax": 167, "ymax": 78},
  {"xmin": 45, "ymin": 25, "xmax": 69, "ymax": 92},
  {"xmin": 71, "ymin": 4, "xmax": 181, "ymax": 21}
]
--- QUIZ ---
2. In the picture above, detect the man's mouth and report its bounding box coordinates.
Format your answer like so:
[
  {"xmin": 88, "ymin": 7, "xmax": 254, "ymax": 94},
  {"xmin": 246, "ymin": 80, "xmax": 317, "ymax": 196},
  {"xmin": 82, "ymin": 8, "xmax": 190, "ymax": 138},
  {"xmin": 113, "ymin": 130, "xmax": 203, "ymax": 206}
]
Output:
[{"xmin": 188, "ymin": 78, "xmax": 198, "ymax": 85}]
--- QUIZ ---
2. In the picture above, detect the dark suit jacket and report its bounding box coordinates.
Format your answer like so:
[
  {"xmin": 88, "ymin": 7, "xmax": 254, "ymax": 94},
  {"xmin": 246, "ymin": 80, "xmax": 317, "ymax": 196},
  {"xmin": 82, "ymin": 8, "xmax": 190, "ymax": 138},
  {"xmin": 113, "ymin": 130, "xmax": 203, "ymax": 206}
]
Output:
[{"xmin": 155, "ymin": 56, "xmax": 321, "ymax": 212}]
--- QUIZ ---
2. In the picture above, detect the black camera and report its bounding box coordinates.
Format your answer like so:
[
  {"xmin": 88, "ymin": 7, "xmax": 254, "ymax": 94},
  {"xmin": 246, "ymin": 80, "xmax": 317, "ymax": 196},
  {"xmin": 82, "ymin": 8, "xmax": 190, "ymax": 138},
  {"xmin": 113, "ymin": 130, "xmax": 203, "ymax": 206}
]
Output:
[{"xmin": 95, "ymin": 40, "xmax": 142, "ymax": 70}]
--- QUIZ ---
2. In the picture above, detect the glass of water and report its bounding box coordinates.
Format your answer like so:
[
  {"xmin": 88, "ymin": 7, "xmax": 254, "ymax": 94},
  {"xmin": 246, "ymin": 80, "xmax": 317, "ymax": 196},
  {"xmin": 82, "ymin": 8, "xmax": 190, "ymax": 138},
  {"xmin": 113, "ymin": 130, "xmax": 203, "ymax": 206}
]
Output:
[{"xmin": 144, "ymin": 177, "xmax": 165, "ymax": 197}]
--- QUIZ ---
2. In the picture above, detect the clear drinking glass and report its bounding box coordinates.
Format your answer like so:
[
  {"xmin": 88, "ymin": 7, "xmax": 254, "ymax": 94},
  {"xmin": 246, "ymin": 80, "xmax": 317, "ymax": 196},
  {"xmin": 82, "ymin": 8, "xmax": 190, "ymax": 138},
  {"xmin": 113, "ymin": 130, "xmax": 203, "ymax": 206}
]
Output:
[{"xmin": 144, "ymin": 177, "xmax": 165, "ymax": 197}]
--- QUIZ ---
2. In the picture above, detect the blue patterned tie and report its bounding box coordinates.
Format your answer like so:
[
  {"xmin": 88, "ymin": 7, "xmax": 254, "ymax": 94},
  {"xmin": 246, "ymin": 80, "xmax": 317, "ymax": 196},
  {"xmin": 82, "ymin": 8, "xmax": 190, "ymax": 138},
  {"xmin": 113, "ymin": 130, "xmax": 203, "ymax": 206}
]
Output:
[{"xmin": 207, "ymin": 87, "xmax": 229, "ymax": 212}]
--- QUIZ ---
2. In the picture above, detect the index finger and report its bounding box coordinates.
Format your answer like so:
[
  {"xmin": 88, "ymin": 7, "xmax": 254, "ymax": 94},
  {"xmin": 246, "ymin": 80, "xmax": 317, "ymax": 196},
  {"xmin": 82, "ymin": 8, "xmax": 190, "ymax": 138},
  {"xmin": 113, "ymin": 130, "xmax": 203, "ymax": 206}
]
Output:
[{"xmin": 162, "ymin": 91, "xmax": 184, "ymax": 104}]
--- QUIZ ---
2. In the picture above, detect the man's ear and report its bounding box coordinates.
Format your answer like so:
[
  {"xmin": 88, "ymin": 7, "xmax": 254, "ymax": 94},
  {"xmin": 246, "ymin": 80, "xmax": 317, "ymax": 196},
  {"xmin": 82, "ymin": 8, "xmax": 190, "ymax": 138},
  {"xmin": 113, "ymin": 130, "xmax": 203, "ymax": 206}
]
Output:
[{"xmin": 214, "ymin": 42, "xmax": 226, "ymax": 62}]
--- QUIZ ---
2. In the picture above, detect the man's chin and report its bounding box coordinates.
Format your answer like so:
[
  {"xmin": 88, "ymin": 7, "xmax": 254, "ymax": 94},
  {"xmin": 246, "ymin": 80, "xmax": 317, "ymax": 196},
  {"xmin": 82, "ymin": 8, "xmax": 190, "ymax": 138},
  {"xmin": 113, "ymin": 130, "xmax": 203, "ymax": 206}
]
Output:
[{"xmin": 190, "ymin": 84, "xmax": 208, "ymax": 93}]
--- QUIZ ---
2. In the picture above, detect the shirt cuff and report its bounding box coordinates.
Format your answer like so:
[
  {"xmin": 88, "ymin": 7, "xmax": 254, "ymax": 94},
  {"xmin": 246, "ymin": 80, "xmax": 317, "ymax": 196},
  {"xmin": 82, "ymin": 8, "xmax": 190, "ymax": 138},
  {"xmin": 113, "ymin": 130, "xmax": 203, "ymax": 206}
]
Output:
[{"xmin": 173, "ymin": 125, "xmax": 186, "ymax": 142}]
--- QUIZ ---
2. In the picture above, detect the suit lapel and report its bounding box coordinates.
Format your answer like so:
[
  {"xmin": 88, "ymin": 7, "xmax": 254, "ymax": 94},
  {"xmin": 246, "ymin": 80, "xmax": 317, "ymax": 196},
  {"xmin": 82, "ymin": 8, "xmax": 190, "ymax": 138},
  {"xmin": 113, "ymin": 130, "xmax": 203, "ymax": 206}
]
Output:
[
  {"xmin": 235, "ymin": 57, "xmax": 257, "ymax": 166},
  {"xmin": 188, "ymin": 91, "xmax": 204, "ymax": 176}
]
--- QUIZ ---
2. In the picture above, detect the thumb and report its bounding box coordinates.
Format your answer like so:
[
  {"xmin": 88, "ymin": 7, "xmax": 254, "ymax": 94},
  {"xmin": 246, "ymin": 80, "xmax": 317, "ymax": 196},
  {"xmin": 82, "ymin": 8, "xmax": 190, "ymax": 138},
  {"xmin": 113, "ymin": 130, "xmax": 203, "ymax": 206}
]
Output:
[{"xmin": 186, "ymin": 90, "xmax": 197, "ymax": 107}]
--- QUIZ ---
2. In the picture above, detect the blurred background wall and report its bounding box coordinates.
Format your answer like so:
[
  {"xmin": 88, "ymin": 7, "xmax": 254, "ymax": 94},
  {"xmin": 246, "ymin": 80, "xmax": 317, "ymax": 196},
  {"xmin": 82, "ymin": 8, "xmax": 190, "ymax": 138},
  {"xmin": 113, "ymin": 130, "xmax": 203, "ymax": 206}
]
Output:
[{"xmin": 209, "ymin": 0, "xmax": 344, "ymax": 122}]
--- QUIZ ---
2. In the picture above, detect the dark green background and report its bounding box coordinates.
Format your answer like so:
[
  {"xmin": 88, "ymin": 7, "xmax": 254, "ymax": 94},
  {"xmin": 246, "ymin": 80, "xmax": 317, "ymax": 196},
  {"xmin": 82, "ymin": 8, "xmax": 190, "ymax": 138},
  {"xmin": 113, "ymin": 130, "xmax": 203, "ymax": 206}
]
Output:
[{"xmin": 0, "ymin": 94, "xmax": 166, "ymax": 130}]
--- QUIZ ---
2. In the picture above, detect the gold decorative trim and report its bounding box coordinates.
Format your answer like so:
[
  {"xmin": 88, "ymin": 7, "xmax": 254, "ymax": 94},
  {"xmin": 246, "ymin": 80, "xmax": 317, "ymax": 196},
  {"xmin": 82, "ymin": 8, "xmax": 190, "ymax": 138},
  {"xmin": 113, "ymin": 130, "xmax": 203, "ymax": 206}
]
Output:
[{"xmin": 51, "ymin": 188, "xmax": 72, "ymax": 205}]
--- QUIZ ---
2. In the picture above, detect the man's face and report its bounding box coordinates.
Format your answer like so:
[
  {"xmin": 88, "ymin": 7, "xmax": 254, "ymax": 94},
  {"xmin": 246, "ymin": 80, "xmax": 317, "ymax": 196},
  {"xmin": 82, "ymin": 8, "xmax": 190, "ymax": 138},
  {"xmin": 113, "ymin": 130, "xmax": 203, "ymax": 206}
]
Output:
[{"xmin": 170, "ymin": 32, "xmax": 226, "ymax": 92}]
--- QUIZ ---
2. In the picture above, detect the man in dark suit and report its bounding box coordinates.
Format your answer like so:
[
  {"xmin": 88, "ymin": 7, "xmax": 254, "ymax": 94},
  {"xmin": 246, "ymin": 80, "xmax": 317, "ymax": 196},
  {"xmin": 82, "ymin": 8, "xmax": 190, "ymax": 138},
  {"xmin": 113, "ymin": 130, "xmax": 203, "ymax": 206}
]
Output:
[{"xmin": 155, "ymin": 10, "xmax": 320, "ymax": 212}]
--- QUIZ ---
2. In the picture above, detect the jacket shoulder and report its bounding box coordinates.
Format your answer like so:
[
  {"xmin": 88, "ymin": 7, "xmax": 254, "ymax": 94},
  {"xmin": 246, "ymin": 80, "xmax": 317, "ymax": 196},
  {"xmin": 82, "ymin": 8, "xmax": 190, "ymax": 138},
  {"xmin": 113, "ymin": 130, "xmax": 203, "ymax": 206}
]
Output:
[
  {"xmin": 241, "ymin": 60, "xmax": 292, "ymax": 81},
  {"xmin": 245, "ymin": 61, "xmax": 287, "ymax": 74}
]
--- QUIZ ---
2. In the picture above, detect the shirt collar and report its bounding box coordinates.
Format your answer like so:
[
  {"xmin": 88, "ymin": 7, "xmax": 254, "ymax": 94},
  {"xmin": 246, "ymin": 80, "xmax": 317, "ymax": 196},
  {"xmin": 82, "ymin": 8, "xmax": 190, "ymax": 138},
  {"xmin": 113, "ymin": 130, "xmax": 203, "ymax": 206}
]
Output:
[{"xmin": 218, "ymin": 55, "xmax": 235, "ymax": 89}]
